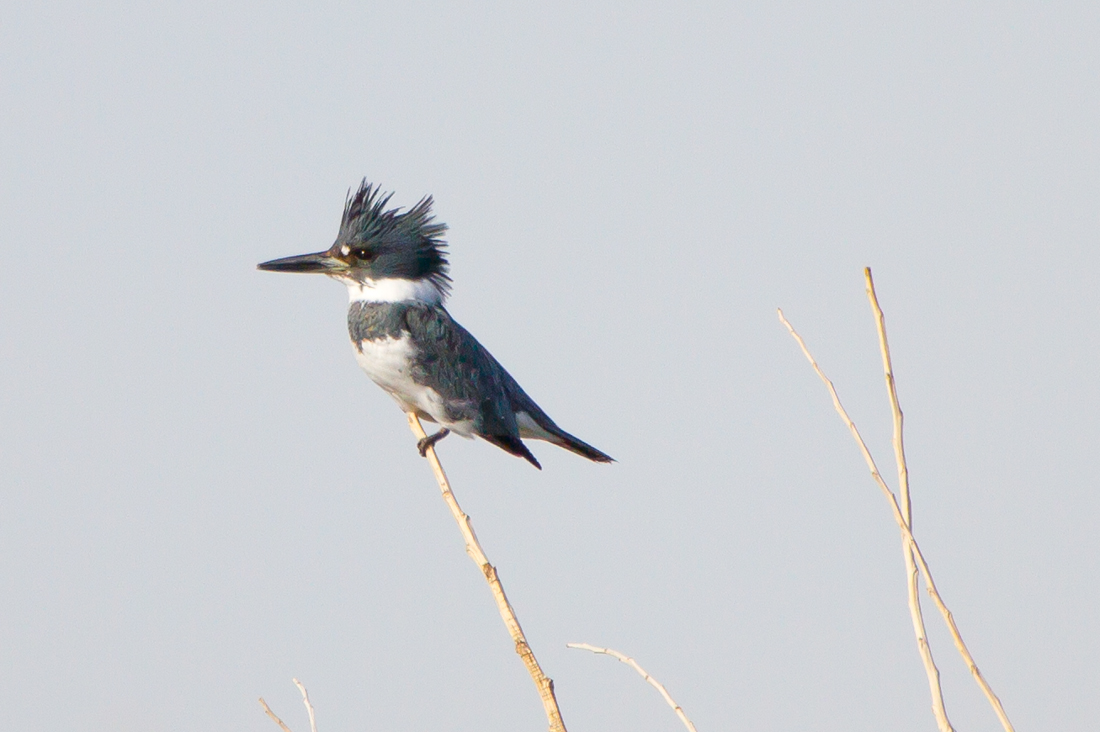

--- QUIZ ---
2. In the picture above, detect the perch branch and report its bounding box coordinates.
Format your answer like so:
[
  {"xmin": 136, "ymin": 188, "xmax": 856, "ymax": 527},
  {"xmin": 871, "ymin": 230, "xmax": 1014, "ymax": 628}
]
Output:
[
  {"xmin": 863, "ymin": 269, "xmax": 1016, "ymax": 732},
  {"xmin": 407, "ymin": 413, "xmax": 567, "ymax": 732},
  {"xmin": 567, "ymin": 643, "xmax": 698, "ymax": 732}
]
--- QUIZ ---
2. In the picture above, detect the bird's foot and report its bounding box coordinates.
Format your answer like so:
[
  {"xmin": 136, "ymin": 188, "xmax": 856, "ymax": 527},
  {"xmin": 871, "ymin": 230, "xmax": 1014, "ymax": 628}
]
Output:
[{"xmin": 417, "ymin": 428, "xmax": 451, "ymax": 457}]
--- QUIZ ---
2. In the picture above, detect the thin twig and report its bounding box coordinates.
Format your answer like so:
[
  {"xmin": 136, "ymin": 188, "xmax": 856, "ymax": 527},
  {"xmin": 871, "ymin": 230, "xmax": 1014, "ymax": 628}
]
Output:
[
  {"xmin": 407, "ymin": 413, "xmax": 567, "ymax": 732},
  {"xmin": 859, "ymin": 270, "xmax": 952, "ymax": 732},
  {"xmin": 258, "ymin": 697, "xmax": 294, "ymax": 732},
  {"xmin": 567, "ymin": 643, "xmax": 698, "ymax": 732},
  {"xmin": 864, "ymin": 268, "xmax": 912, "ymax": 528},
  {"xmin": 778, "ymin": 307, "xmax": 953, "ymax": 732},
  {"xmin": 293, "ymin": 678, "xmax": 318, "ymax": 732},
  {"xmin": 779, "ymin": 301, "xmax": 1016, "ymax": 732},
  {"xmin": 863, "ymin": 270, "xmax": 1016, "ymax": 732}
]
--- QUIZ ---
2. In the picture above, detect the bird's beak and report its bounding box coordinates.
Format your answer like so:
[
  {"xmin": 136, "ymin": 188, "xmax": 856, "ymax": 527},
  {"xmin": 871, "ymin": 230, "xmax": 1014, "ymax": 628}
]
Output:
[{"xmin": 257, "ymin": 251, "xmax": 347, "ymax": 274}]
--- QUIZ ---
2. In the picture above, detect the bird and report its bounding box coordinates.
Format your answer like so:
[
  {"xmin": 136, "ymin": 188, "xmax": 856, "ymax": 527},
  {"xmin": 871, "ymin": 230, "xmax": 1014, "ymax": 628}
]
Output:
[{"xmin": 257, "ymin": 180, "xmax": 614, "ymax": 470}]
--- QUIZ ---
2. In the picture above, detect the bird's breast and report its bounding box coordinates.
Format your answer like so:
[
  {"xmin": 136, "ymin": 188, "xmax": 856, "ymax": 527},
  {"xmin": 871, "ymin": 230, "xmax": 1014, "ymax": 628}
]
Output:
[
  {"xmin": 354, "ymin": 335, "xmax": 419, "ymax": 395},
  {"xmin": 352, "ymin": 335, "xmax": 471, "ymax": 434}
]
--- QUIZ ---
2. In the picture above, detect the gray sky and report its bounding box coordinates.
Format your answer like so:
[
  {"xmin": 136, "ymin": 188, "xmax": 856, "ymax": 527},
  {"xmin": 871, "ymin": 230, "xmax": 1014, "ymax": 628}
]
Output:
[{"xmin": 2, "ymin": 2, "xmax": 1097, "ymax": 730}]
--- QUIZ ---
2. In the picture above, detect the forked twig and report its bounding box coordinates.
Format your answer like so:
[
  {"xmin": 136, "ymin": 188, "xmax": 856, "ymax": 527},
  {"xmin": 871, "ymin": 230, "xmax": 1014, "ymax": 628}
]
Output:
[
  {"xmin": 777, "ymin": 305, "xmax": 953, "ymax": 732},
  {"xmin": 567, "ymin": 643, "xmax": 698, "ymax": 732},
  {"xmin": 778, "ymin": 275, "xmax": 1015, "ymax": 732},
  {"xmin": 407, "ymin": 413, "xmax": 567, "ymax": 732}
]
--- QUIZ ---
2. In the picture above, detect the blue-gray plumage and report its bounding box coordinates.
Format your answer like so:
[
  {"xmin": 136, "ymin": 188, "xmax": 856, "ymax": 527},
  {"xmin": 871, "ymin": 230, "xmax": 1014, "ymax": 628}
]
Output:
[{"xmin": 258, "ymin": 180, "xmax": 613, "ymax": 470}]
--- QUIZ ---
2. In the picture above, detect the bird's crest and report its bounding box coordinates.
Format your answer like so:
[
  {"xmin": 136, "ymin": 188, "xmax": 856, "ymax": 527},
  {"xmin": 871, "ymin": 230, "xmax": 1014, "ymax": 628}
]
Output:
[{"xmin": 337, "ymin": 180, "xmax": 451, "ymax": 296}]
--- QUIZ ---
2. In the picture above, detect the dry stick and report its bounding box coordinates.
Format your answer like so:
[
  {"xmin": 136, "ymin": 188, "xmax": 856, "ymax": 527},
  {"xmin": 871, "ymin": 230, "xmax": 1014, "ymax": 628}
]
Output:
[
  {"xmin": 258, "ymin": 697, "xmax": 295, "ymax": 732},
  {"xmin": 865, "ymin": 269, "xmax": 912, "ymax": 527},
  {"xmin": 860, "ymin": 270, "xmax": 952, "ymax": 732},
  {"xmin": 293, "ymin": 678, "xmax": 318, "ymax": 732},
  {"xmin": 863, "ymin": 271, "xmax": 1016, "ymax": 732},
  {"xmin": 777, "ymin": 308, "xmax": 954, "ymax": 732},
  {"xmin": 567, "ymin": 643, "xmax": 698, "ymax": 732},
  {"xmin": 407, "ymin": 413, "xmax": 567, "ymax": 732},
  {"xmin": 865, "ymin": 270, "xmax": 924, "ymax": 672}
]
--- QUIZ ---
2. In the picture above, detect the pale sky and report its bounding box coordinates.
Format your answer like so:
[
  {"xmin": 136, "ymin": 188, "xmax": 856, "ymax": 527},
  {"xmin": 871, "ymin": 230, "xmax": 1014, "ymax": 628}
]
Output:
[{"xmin": 2, "ymin": 2, "xmax": 1097, "ymax": 730}]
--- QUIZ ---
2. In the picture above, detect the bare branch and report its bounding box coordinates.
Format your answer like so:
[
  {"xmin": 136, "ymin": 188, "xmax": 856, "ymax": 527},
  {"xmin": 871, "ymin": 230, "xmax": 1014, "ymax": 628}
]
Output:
[
  {"xmin": 860, "ymin": 270, "xmax": 951, "ymax": 732},
  {"xmin": 258, "ymin": 697, "xmax": 294, "ymax": 732},
  {"xmin": 864, "ymin": 269, "xmax": 1016, "ymax": 732},
  {"xmin": 407, "ymin": 413, "xmax": 567, "ymax": 732},
  {"xmin": 864, "ymin": 268, "xmax": 912, "ymax": 528},
  {"xmin": 778, "ymin": 306, "xmax": 953, "ymax": 732},
  {"xmin": 567, "ymin": 643, "xmax": 698, "ymax": 732},
  {"xmin": 779, "ymin": 293, "xmax": 1017, "ymax": 732},
  {"xmin": 293, "ymin": 678, "xmax": 318, "ymax": 732}
]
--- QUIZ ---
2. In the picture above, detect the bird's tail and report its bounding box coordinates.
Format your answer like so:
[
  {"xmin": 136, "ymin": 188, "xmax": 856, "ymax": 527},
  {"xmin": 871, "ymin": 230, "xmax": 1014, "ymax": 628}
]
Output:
[
  {"xmin": 515, "ymin": 408, "xmax": 614, "ymax": 463},
  {"xmin": 547, "ymin": 429, "xmax": 615, "ymax": 463}
]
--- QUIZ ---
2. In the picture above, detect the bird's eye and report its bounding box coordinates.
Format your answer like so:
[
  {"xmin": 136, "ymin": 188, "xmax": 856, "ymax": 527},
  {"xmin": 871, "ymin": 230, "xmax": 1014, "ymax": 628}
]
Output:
[{"xmin": 356, "ymin": 249, "xmax": 375, "ymax": 261}]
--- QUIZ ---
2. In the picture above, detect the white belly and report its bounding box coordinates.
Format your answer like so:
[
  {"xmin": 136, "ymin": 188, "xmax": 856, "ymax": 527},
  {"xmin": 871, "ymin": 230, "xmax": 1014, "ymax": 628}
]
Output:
[{"xmin": 353, "ymin": 336, "xmax": 474, "ymax": 436}]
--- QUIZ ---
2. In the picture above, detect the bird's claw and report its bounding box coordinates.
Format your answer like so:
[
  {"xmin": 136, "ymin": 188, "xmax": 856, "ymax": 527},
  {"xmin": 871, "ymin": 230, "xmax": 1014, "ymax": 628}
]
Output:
[{"xmin": 417, "ymin": 428, "xmax": 451, "ymax": 457}]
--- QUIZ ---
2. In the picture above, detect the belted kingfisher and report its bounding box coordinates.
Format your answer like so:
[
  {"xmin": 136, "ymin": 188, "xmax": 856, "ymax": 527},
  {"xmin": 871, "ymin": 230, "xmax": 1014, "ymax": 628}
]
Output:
[{"xmin": 258, "ymin": 180, "xmax": 614, "ymax": 470}]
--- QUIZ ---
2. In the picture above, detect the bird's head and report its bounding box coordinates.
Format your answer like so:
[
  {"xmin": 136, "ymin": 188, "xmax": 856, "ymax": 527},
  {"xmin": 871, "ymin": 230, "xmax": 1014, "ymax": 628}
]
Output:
[{"xmin": 258, "ymin": 180, "xmax": 451, "ymax": 304}]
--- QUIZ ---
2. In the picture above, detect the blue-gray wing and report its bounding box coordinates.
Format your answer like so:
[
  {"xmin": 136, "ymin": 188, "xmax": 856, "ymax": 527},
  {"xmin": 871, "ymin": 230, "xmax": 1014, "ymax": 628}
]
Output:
[
  {"xmin": 401, "ymin": 305, "xmax": 611, "ymax": 466},
  {"xmin": 402, "ymin": 306, "xmax": 521, "ymax": 434}
]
